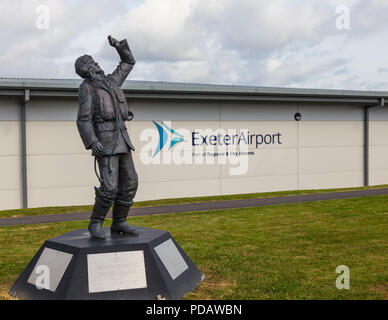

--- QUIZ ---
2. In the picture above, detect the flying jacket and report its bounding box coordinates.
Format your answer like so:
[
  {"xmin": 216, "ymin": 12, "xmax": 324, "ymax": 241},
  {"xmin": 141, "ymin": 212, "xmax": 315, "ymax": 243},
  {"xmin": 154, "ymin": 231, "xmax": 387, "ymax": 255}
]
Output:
[{"xmin": 76, "ymin": 40, "xmax": 135, "ymax": 155}]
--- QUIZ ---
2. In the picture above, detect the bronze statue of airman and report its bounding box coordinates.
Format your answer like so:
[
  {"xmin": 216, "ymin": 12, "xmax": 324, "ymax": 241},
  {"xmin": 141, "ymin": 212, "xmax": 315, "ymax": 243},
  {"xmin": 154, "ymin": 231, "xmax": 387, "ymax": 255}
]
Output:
[{"xmin": 75, "ymin": 36, "xmax": 138, "ymax": 240}]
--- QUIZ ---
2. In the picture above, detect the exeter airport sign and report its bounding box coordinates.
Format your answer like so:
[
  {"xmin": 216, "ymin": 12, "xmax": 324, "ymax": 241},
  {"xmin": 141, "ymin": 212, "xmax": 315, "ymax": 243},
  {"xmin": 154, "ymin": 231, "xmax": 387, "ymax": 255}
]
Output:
[{"xmin": 140, "ymin": 121, "xmax": 283, "ymax": 176}]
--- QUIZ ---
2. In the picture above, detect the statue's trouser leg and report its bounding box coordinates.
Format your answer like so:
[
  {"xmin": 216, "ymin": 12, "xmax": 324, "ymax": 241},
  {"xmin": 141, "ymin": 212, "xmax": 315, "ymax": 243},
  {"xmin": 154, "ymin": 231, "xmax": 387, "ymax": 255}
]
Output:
[
  {"xmin": 89, "ymin": 155, "xmax": 120, "ymax": 239},
  {"xmin": 111, "ymin": 152, "xmax": 139, "ymax": 236}
]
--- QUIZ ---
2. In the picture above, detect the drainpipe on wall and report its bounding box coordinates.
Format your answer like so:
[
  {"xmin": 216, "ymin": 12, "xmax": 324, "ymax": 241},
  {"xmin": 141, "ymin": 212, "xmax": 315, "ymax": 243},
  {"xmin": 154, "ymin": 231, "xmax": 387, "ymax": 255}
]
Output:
[
  {"xmin": 364, "ymin": 98, "xmax": 384, "ymax": 187},
  {"xmin": 20, "ymin": 89, "xmax": 29, "ymax": 208}
]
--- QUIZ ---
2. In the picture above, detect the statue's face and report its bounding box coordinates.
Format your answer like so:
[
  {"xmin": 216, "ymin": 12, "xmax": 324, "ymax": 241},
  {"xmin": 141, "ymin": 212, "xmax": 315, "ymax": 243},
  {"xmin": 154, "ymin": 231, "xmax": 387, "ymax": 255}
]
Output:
[{"xmin": 85, "ymin": 56, "xmax": 103, "ymax": 76}]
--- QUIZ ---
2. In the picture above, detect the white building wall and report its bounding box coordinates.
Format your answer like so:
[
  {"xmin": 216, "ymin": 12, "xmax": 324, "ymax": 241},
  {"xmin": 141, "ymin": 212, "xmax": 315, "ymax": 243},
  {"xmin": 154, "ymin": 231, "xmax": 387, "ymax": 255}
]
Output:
[
  {"xmin": 369, "ymin": 107, "xmax": 388, "ymax": 185},
  {"xmin": 298, "ymin": 104, "xmax": 364, "ymax": 189},
  {"xmin": 26, "ymin": 98, "xmax": 95, "ymax": 207},
  {"xmin": 0, "ymin": 97, "xmax": 22, "ymax": 210},
  {"xmin": 0, "ymin": 94, "xmax": 386, "ymax": 210}
]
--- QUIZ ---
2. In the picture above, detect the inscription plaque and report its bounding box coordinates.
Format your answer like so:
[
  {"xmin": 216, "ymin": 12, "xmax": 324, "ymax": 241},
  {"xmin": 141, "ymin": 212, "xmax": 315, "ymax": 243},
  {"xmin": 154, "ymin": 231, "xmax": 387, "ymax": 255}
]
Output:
[
  {"xmin": 87, "ymin": 251, "xmax": 147, "ymax": 293},
  {"xmin": 27, "ymin": 248, "xmax": 73, "ymax": 292},
  {"xmin": 154, "ymin": 239, "xmax": 188, "ymax": 280}
]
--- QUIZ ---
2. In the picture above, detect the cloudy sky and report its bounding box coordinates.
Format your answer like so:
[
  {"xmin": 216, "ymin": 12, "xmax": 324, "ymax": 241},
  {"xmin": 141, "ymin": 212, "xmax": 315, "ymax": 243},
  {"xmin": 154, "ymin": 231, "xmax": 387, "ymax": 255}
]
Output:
[{"xmin": 1, "ymin": 0, "xmax": 388, "ymax": 90}]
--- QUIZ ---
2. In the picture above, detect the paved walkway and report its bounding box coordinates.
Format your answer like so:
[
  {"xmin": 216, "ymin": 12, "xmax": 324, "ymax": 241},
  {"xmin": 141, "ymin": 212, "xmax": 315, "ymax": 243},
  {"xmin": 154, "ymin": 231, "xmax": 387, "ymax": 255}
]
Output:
[{"xmin": 1, "ymin": 188, "xmax": 388, "ymax": 226}]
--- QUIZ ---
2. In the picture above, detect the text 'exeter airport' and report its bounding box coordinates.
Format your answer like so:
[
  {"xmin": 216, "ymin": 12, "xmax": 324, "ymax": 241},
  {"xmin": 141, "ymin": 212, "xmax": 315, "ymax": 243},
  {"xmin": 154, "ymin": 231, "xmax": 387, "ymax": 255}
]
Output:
[{"xmin": 192, "ymin": 131, "xmax": 282, "ymax": 148}]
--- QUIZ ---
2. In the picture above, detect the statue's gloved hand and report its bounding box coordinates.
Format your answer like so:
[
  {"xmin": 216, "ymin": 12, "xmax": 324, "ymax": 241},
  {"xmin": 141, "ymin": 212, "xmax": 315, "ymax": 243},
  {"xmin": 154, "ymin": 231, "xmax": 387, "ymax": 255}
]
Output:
[
  {"xmin": 108, "ymin": 35, "xmax": 120, "ymax": 48},
  {"xmin": 108, "ymin": 35, "xmax": 135, "ymax": 64},
  {"xmin": 91, "ymin": 141, "xmax": 104, "ymax": 157}
]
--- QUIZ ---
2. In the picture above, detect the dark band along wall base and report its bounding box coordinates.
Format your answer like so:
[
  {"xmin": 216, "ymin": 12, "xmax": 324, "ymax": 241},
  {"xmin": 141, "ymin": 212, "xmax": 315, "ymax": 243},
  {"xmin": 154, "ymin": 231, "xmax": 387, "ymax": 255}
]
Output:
[{"xmin": 9, "ymin": 227, "xmax": 204, "ymax": 300}]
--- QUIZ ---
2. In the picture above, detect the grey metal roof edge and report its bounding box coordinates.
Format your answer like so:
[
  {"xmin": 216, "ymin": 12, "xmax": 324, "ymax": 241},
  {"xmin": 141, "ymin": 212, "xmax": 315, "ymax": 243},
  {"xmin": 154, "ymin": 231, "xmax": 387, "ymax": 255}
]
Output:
[{"xmin": 0, "ymin": 77, "xmax": 388, "ymax": 99}]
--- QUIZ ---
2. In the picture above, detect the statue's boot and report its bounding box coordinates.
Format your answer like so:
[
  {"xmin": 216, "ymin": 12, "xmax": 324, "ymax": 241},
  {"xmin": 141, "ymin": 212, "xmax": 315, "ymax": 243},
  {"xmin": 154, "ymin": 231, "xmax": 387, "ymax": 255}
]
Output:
[
  {"xmin": 88, "ymin": 201, "xmax": 110, "ymax": 240},
  {"xmin": 111, "ymin": 201, "xmax": 139, "ymax": 236}
]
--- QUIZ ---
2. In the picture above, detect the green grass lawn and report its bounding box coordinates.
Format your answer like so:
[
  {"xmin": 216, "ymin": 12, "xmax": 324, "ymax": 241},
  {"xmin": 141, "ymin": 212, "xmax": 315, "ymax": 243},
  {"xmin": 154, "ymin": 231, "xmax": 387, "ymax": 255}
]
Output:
[
  {"xmin": 0, "ymin": 195, "xmax": 387, "ymax": 300},
  {"xmin": 1, "ymin": 184, "xmax": 388, "ymax": 219}
]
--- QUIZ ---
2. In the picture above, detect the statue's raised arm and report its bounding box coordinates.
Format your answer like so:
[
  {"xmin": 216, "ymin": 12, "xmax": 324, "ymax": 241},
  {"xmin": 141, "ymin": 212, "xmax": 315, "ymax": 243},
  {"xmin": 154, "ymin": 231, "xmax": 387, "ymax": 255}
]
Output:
[{"xmin": 107, "ymin": 35, "xmax": 136, "ymax": 87}]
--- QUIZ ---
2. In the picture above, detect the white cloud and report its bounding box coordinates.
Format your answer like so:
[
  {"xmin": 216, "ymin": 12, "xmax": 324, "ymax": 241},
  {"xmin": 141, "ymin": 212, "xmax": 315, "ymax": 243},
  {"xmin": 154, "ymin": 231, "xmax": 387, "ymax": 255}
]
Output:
[
  {"xmin": 0, "ymin": 0, "xmax": 388, "ymax": 91},
  {"xmin": 107, "ymin": 0, "xmax": 202, "ymax": 62},
  {"xmin": 266, "ymin": 58, "xmax": 282, "ymax": 73},
  {"xmin": 0, "ymin": 0, "xmax": 127, "ymax": 78}
]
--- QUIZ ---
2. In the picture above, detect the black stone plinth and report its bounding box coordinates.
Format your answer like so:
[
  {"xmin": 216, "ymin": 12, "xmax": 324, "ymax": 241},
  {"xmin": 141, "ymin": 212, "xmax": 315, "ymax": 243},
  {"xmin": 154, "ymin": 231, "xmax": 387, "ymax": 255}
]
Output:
[{"xmin": 9, "ymin": 226, "xmax": 204, "ymax": 300}]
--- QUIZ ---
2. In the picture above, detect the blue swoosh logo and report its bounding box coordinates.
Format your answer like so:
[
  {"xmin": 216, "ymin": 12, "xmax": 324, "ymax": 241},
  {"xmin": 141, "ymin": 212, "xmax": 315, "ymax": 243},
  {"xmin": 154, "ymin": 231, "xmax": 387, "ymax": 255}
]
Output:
[{"xmin": 152, "ymin": 121, "xmax": 184, "ymax": 158}]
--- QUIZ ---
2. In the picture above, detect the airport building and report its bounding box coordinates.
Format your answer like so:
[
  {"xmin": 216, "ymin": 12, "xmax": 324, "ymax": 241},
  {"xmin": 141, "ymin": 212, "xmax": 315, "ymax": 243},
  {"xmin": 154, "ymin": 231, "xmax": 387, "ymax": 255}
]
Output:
[{"xmin": 0, "ymin": 78, "xmax": 387, "ymax": 210}]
